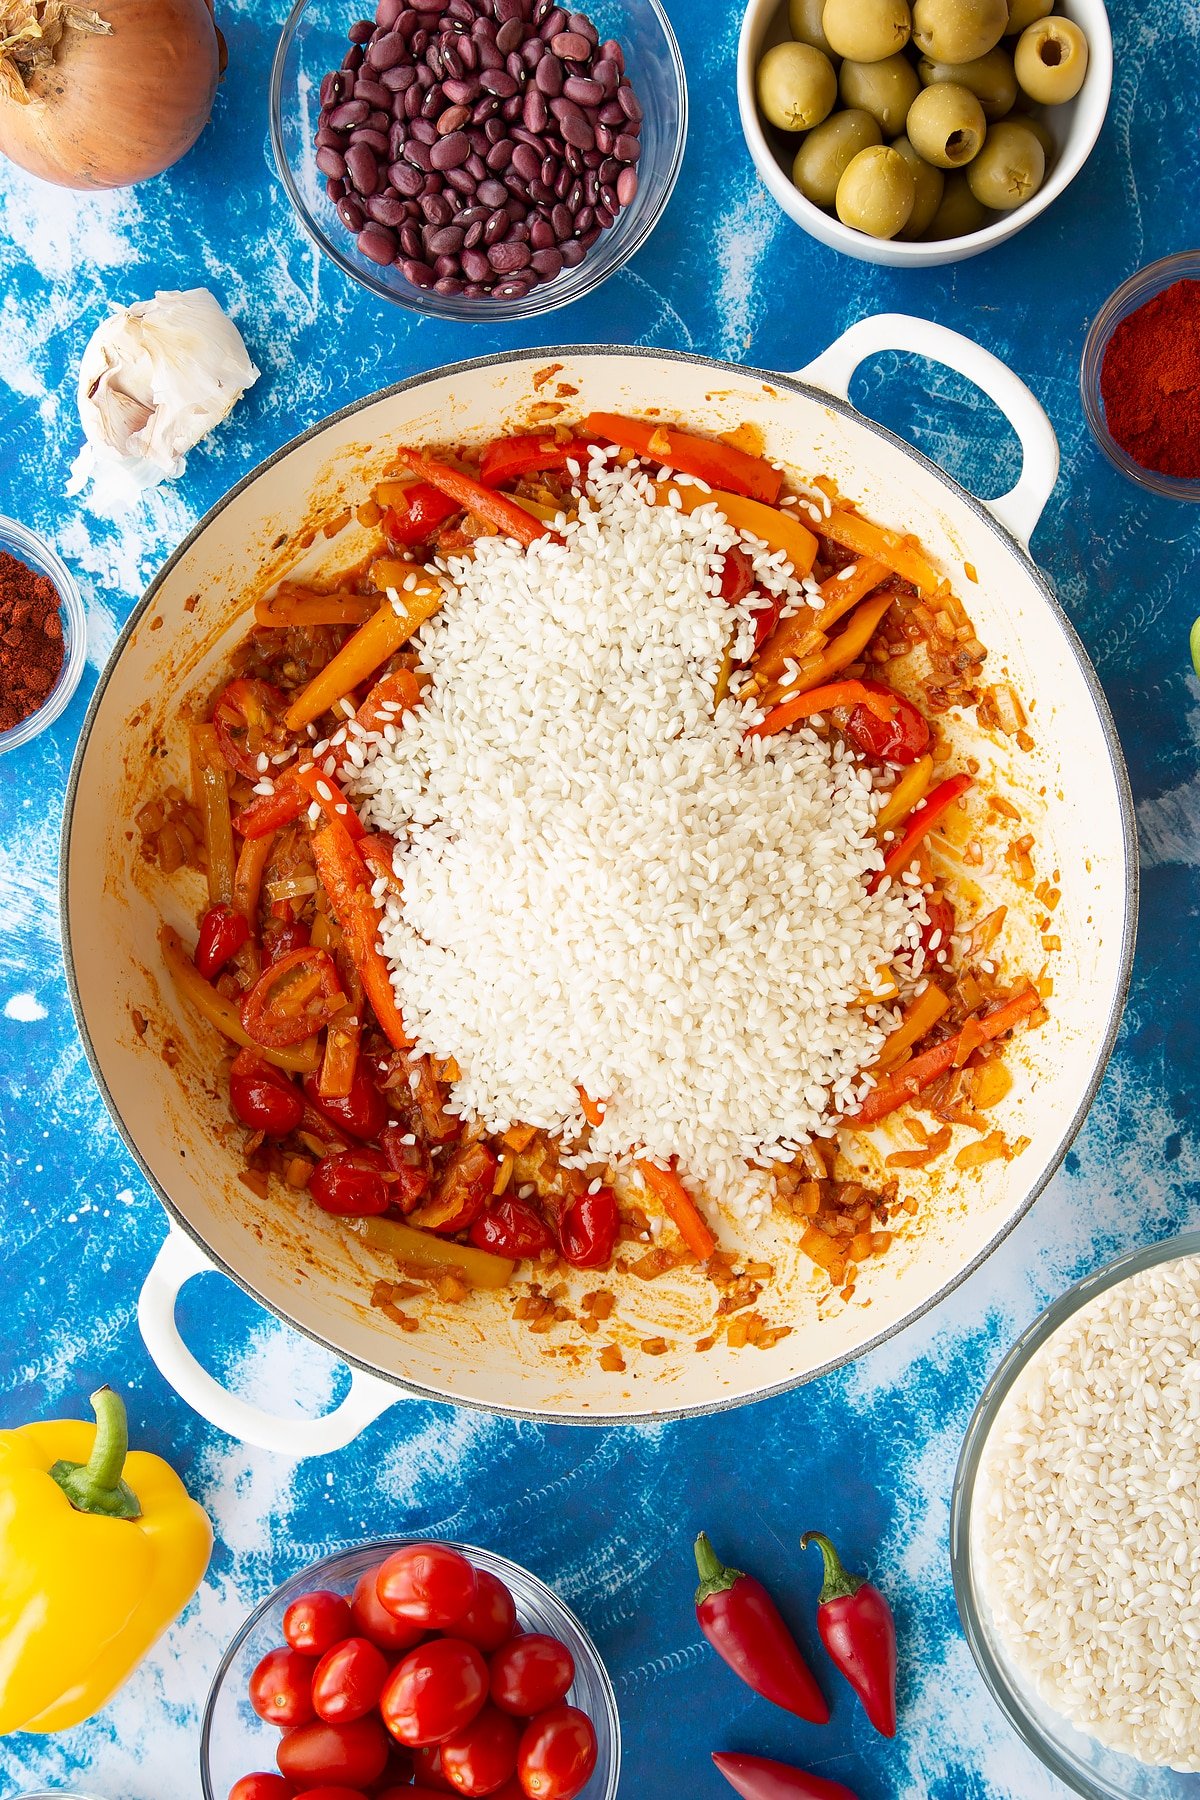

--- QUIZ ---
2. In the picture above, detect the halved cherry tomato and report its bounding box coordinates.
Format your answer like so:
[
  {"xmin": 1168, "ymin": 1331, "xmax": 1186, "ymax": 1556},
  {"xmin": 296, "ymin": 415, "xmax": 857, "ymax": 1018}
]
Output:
[
  {"xmin": 350, "ymin": 1564, "xmax": 428, "ymax": 1653},
  {"xmin": 195, "ymin": 903, "xmax": 250, "ymax": 978},
  {"xmin": 241, "ymin": 947, "xmax": 345, "ymax": 1048},
  {"xmin": 229, "ymin": 1777, "xmax": 296, "ymax": 1800},
  {"xmin": 752, "ymin": 593, "xmax": 785, "ymax": 652},
  {"xmin": 283, "ymin": 1590, "xmax": 354, "ymax": 1658},
  {"xmin": 454, "ymin": 1569, "xmax": 518, "ymax": 1655},
  {"xmin": 842, "ymin": 677, "xmax": 930, "ymax": 767},
  {"xmin": 213, "ymin": 678, "xmax": 294, "ymax": 780},
  {"xmin": 309, "ymin": 1148, "xmax": 393, "ymax": 1217},
  {"xmin": 249, "ymin": 1646, "xmax": 316, "ymax": 1727},
  {"xmin": 558, "ymin": 1188, "xmax": 618, "ymax": 1270},
  {"xmin": 379, "ymin": 1122, "xmax": 433, "ymax": 1212},
  {"xmin": 383, "ymin": 483, "xmax": 459, "ymax": 548},
  {"xmin": 229, "ymin": 1050, "xmax": 306, "ymax": 1136},
  {"xmin": 410, "ymin": 1745, "xmax": 455, "ymax": 1791},
  {"xmin": 277, "ymin": 1718, "xmax": 389, "ymax": 1790},
  {"xmin": 377, "ymin": 1543, "xmax": 478, "ymax": 1629},
  {"xmin": 408, "ymin": 1141, "xmax": 496, "ymax": 1236},
  {"xmin": 515, "ymin": 1705, "xmax": 597, "ymax": 1800},
  {"xmin": 440, "ymin": 1705, "xmax": 520, "ymax": 1796},
  {"xmin": 718, "ymin": 544, "xmax": 755, "ymax": 606},
  {"xmin": 489, "ymin": 1636, "xmax": 574, "ymax": 1718},
  {"xmin": 264, "ymin": 921, "xmax": 312, "ymax": 966},
  {"xmin": 312, "ymin": 1636, "xmax": 390, "ymax": 1725},
  {"xmin": 304, "ymin": 1064, "xmax": 388, "ymax": 1140},
  {"xmin": 919, "ymin": 892, "xmax": 957, "ymax": 966},
  {"xmin": 380, "ymin": 1638, "xmax": 489, "ymax": 1748},
  {"xmin": 468, "ymin": 1199, "xmax": 551, "ymax": 1261}
]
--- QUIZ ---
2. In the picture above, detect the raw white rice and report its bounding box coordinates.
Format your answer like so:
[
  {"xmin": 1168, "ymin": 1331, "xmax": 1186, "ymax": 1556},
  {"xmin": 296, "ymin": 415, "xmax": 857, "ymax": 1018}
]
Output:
[
  {"xmin": 973, "ymin": 1255, "xmax": 1200, "ymax": 1771},
  {"xmin": 347, "ymin": 453, "xmax": 924, "ymax": 1213}
]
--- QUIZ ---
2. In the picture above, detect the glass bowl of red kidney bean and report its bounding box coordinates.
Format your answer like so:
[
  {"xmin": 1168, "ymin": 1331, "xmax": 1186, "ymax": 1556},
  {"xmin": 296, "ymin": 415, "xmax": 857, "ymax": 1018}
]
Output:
[
  {"xmin": 201, "ymin": 1537, "xmax": 621, "ymax": 1799},
  {"xmin": 269, "ymin": 0, "xmax": 685, "ymax": 317}
]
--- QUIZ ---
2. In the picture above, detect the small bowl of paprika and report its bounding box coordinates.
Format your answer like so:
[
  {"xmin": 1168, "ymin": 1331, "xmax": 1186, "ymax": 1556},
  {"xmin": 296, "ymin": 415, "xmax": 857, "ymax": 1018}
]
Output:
[
  {"xmin": 1081, "ymin": 249, "xmax": 1200, "ymax": 502},
  {"xmin": 0, "ymin": 516, "xmax": 87, "ymax": 753}
]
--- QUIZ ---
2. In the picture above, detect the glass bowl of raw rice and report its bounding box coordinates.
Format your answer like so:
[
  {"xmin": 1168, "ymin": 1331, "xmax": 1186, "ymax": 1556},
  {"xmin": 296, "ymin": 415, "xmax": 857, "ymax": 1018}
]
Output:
[{"xmin": 952, "ymin": 1231, "xmax": 1200, "ymax": 1799}]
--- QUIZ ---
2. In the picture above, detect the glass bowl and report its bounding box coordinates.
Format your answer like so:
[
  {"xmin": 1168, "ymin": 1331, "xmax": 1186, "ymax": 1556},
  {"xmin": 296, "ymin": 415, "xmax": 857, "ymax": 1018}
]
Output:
[
  {"xmin": 951, "ymin": 1231, "xmax": 1200, "ymax": 1800},
  {"xmin": 200, "ymin": 1539, "xmax": 621, "ymax": 1799},
  {"xmin": 268, "ymin": 0, "xmax": 686, "ymax": 321},
  {"xmin": 1081, "ymin": 251, "xmax": 1200, "ymax": 502},
  {"xmin": 0, "ymin": 517, "xmax": 87, "ymax": 755}
]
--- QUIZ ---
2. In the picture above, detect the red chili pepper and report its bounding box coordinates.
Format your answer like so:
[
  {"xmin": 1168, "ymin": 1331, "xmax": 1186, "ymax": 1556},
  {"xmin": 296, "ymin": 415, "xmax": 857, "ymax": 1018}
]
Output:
[
  {"xmin": 693, "ymin": 1533, "xmax": 828, "ymax": 1724},
  {"xmin": 712, "ymin": 1752, "xmax": 860, "ymax": 1800},
  {"xmin": 801, "ymin": 1531, "xmax": 897, "ymax": 1738}
]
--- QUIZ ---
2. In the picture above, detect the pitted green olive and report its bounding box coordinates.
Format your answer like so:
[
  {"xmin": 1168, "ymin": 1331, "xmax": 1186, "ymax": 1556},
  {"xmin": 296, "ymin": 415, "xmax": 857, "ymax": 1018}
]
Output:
[
  {"xmin": 757, "ymin": 40, "xmax": 839, "ymax": 131},
  {"xmin": 965, "ymin": 116, "xmax": 1045, "ymax": 206},
  {"xmin": 923, "ymin": 168, "xmax": 991, "ymax": 236},
  {"xmin": 1014, "ymin": 15, "xmax": 1089, "ymax": 103},
  {"xmin": 839, "ymin": 51, "xmax": 921, "ymax": 134},
  {"xmin": 792, "ymin": 108, "xmax": 883, "ymax": 207},
  {"xmin": 893, "ymin": 134, "xmax": 946, "ymax": 236},
  {"xmin": 835, "ymin": 142, "xmax": 917, "ymax": 236},
  {"xmin": 906, "ymin": 81, "xmax": 987, "ymax": 165},
  {"xmin": 822, "ymin": 0, "xmax": 912, "ymax": 63},
  {"xmin": 912, "ymin": 0, "xmax": 1007, "ymax": 64},
  {"xmin": 1004, "ymin": 0, "xmax": 1052, "ymax": 35},
  {"xmin": 918, "ymin": 46, "xmax": 1017, "ymax": 118},
  {"xmin": 789, "ymin": 0, "xmax": 840, "ymax": 57}
]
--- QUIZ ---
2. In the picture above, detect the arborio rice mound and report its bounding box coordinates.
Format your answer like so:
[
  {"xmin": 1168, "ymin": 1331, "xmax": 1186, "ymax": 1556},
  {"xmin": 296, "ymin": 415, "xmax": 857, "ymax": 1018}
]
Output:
[{"xmin": 973, "ymin": 1254, "xmax": 1200, "ymax": 1771}]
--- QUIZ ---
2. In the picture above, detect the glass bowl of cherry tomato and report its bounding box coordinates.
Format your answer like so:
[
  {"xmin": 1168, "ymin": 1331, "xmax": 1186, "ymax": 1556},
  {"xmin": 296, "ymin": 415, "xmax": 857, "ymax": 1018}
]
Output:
[{"xmin": 201, "ymin": 1538, "xmax": 620, "ymax": 1800}]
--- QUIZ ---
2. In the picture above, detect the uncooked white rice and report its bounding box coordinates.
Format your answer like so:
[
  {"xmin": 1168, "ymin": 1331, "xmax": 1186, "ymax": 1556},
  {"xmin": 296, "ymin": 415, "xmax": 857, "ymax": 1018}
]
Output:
[
  {"xmin": 974, "ymin": 1254, "xmax": 1200, "ymax": 1771},
  {"xmin": 346, "ymin": 452, "xmax": 925, "ymax": 1214}
]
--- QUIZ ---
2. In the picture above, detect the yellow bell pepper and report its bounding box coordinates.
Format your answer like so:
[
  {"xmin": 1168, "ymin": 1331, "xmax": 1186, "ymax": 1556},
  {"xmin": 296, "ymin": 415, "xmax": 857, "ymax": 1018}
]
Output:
[{"xmin": 0, "ymin": 1385, "xmax": 212, "ymax": 1734}]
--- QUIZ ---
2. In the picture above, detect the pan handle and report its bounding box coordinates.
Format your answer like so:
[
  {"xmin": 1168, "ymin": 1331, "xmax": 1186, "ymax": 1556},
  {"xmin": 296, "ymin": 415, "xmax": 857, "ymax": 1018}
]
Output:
[
  {"xmin": 798, "ymin": 312, "xmax": 1060, "ymax": 545},
  {"xmin": 138, "ymin": 1228, "xmax": 402, "ymax": 1458}
]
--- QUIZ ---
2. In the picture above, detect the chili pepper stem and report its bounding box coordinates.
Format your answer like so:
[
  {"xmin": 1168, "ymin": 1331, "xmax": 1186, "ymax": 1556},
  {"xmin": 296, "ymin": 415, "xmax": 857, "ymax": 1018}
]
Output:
[
  {"xmin": 801, "ymin": 1531, "xmax": 864, "ymax": 1604},
  {"xmin": 693, "ymin": 1532, "xmax": 745, "ymax": 1604},
  {"xmin": 49, "ymin": 1386, "xmax": 142, "ymax": 1520}
]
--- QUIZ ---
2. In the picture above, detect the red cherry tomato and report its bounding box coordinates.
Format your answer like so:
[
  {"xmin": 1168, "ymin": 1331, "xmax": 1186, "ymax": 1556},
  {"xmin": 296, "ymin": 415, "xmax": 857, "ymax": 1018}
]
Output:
[
  {"xmin": 843, "ymin": 677, "xmax": 930, "ymax": 767},
  {"xmin": 558, "ymin": 1187, "xmax": 618, "ymax": 1270},
  {"xmin": 241, "ymin": 946, "xmax": 346, "ymax": 1048},
  {"xmin": 290, "ymin": 1790, "xmax": 368, "ymax": 1799},
  {"xmin": 454, "ymin": 1569, "xmax": 518, "ymax": 1654},
  {"xmin": 277, "ymin": 1718, "xmax": 390, "ymax": 1790},
  {"xmin": 249, "ymin": 1646, "xmax": 316, "ymax": 1727},
  {"xmin": 408, "ymin": 1141, "xmax": 496, "ymax": 1236},
  {"xmin": 229, "ymin": 1050, "xmax": 306, "ymax": 1136},
  {"xmin": 489, "ymin": 1636, "xmax": 574, "ymax": 1718},
  {"xmin": 380, "ymin": 1638, "xmax": 489, "ymax": 1747},
  {"xmin": 468, "ymin": 1200, "xmax": 552, "ymax": 1261},
  {"xmin": 265, "ymin": 921, "xmax": 312, "ymax": 965},
  {"xmin": 410, "ymin": 1745, "xmax": 454, "ymax": 1791},
  {"xmin": 516, "ymin": 1705, "xmax": 597, "ymax": 1800},
  {"xmin": 229, "ymin": 1778, "xmax": 296, "ymax": 1800},
  {"xmin": 377, "ymin": 1543, "xmax": 479, "ymax": 1629},
  {"xmin": 213, "ymin": 678, "xmax": 293, "ymax": 779},
  {"xmin": 440, "ymin": 1704, "xmax": 520, "ymax": 1796},
  {"xmin": 309, "ymin": 1148, "xmax": 393, "ymax": 1217},
  {"xmin": 919, "ymin": 891, "xmax": 957, "ymax": 966},
  {"xmin": 196, "ymin": 903, "xmax": 250, "ymax": 978},
  {"xmin": 379, "ymin": 1122, "xmax": 433, "ymax": 1212},
  {"xmin": 349, "ymin": 1565, "xmax": 428, "ymax": 1653},
  {"xmin": 303, "ymin": 1065, "xmax": 388, "ymax": 1141},
  {"xmin": 283, "ymin": 1590, "xmax": 354, "ymax": 1658},
  {"xmin": 718, "ymin": 544, "xmax": 755, "ymax": 605},
  {"xmin": 311, "ymin": 1635, "xmax": 390, "ymax": 1724},
  {"xmin": 752, "ymin": 593, "xmax": 785, "ymax": 651}
]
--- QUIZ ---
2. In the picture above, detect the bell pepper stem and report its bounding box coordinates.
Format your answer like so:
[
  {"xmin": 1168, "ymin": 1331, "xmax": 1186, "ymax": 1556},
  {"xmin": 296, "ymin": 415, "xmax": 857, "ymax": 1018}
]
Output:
[
  {"xmin": 694, "ymin": 1531, "xmax": 744, "ymax": 1605},
  {"xmin": 801, "ymin": 1531, "xmax": 864, "ymax": 1604},
  {"xmin": 49, "ymin": 1386, "xmax": 142, "ymax": 1521}
]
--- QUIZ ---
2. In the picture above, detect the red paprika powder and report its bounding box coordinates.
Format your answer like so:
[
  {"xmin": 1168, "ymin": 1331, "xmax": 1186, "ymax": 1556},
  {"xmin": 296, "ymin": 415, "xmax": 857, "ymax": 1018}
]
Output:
[
  {"xmin": 1099, "ymin": 278, "xmax": 1200, "ymax": 479},
  {"xmin": 0, "ymin": 548, "xmax": 65, "ymax": 733}
]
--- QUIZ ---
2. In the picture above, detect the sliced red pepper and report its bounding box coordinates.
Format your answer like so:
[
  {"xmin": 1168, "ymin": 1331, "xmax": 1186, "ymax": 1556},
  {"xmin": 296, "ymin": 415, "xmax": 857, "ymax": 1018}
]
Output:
[
  {"xmin": 693, "ymin": 1534, "xmax": 828, "ymax": 1724},
  {"xmin": 212, "ymin": 678, "xmax": 293, "ymax": 781},
  {"xmin": 849, "ymin": 987, "xmax": 1041, "ymax": 1125},
  {"xmin": 232, "ymin": 781, "xmax": 306, "ymax": 840},
  {"xmin": 800, "ymin": 1531, "xmax": 897, "ymax": 1738},
  {"xmin": 581, "ymin": 412, "xmax": 782, "ymax": 504},
  {"xmin": 383, "ymin": 481, "xmax": 459, "ymax": 548},
  {"xmin": 752, "ymin": 594, "xmax": 785, "ymax": 652},
  {"xmin": 479, "ymin": 434, "xmax": 592, "ymax": 488},
  {"xmin": 194, "ymin": 904, "xmax": 250, "ymax": 979},
  {"xmin": 310, "ymin": 818, "xmax": 412, "ymax": 1052},
  {"xmin": 712, "ymin": 1751, "xmax": 860, "ymax": 1800},
  {"xmin": 718, "ymin": 544, "xmax": 756, "ymax": 606},
  {"xmin": 868, "ymin": 772, "xmax": 972, "ymax": 893},
  {"xmin": 390, "ymin": 448, "xmax": 561, "ymax": 548},
  {"xmin": 239, "ymin": 945, "xmax": 346, "ymax": 1049},
  {"xmin": 295, "ymin": 761, "xmax": 366, "ymax": 842},
  {"xmin": 355, "ymin": 667, "xmax": 422, "ymax": 737}
]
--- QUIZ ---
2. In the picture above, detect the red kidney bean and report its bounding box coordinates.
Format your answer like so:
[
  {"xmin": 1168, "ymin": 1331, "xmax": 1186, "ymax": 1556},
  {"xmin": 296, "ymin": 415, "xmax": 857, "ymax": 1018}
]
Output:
[
  {"xmin": 427, "ymin": 223, "xmax": 465, "ymax": 253},
  {"xmin": 402, "ymin": 255, "xmax": 436, "ymax": 283},
  {"xmin": 377, "ymin": 0, "xmax": 404, "ymax": 25},
  {"xmin": 356, "ymin": 75, "xmax": 393, "ymax": 107},
  {"xmin": 403, "ymin": 139, "xmax": 432, "ymax": 169},
  {"xmin": 358, "ymin": 222, "xmax": 397, "ymax": 260},
  {"xmin": 522, "ymin": 86, "xmax": 548, "ymax": 131},
  {"xmin": 342, "ymin": 43, "xmax": 364, "ymax": 68},
  {"xmin": 539, "ymin": 7, "xmax": 567, "ymax": 36},
  {"xmin": 320, "ymin": 70, "xmax": 344, "ymax": 104},
  {"xmin": 550, "ymin": 30, "xmax": 588, "ymax": 58},
  {"xmin": 368, "ymin": 191, "xmax": 409, "ymax": 224},
  {"xmin": 346, "ymin": 143, "xmax": 379, "ymax": 191},
  {"xmin": 486, "ymin": 137, "xmax": 514, "ymax": 170},
  {"xmin": 384, "ymin": 62, "xmax": 417, "ymax": 90},
  {"xmin": 466, "ymin": 150, "xmax": 487, "ymax": 177},
  {"xmin": 461, "ymin": 246, "xmax": 490, "ymax": 279},
  {"xmin": 349, "ymin": 17, "xmax": 373, "ymax": 40},
  {"xmin": 337, "ymin": 195, "xmax": 366, "ymax": 230},
  {"xmin": 329, "ymin": 97, "xmax": 369, "ymax": 127},
  {"xmin": 591, "ymin": 56, "xmax": 616, "ymax": 93},
  {"xmin": 616, "ymin": 165, "xmax": 637, "ymax": 204},
  {"xmin": 316, "ymin": 146, "xmax": 347, "ymax": 177},
  {"xmin": 564, "ymin": 74, "xmax": 601, "ymax": 104},
  {"xmin": 437, "ymin": 102, "xmax": 470, "ymax": 132},
  {"xmin": 399, "ymin": 220, "xmax": 423, "ymax": 254},
  {"xmin": 410, "ymin": 116, "xmax": 437, "ymax": 142},
  {"xmin": 534, "ymin": 52, "xmax": 562, "ymax": 94},
  {"xmin": 368, "ymin": 29, "xmax": 407, "ymax": 67}
]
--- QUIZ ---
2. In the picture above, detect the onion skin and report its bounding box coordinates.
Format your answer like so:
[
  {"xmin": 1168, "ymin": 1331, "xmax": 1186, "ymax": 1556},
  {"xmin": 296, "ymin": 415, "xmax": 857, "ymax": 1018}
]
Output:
[{"xmin": 0, "ymin": 0, "xmax": 221, "ymax": 189}]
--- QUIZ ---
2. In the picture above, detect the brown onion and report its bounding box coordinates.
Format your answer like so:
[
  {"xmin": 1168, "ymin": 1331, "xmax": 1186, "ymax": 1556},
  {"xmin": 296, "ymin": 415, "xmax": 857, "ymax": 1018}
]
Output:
[{"xmin": 0, "ymin": 0, "xmax": 222, "ymax": 189}]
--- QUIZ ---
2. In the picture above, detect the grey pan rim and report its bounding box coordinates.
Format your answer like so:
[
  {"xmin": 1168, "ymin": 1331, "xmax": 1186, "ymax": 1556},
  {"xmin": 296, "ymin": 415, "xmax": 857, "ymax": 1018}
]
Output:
[{"xmin": 59, "ymin": 341, "xmax": 1140, "ymax": 1430}]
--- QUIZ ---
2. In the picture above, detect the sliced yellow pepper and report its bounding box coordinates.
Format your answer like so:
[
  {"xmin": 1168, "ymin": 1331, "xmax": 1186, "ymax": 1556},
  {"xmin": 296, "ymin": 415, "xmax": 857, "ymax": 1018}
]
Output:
[{"xmin": 0, "ymin": 1386, "xmax": 211, "ymax": 1734}]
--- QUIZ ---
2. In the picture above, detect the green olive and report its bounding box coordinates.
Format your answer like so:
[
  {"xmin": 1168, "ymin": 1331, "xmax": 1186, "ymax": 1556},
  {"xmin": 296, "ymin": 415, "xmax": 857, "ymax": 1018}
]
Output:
[
  {"xmin": 912, "ymin": 0, "xmax": 1007, "ymax": 64},
  {"xmin": 1004, "ymin": 0, "xmax": 1051, "ymax": 34},
  {"xmin": 892, "ymin": 134, "xmax": 946, "ymax": 236},
  {"xmin": 1014, "ymin": 15, "xmax": 1089, "ymax": 103},
  {"xmin": 792, "ymin": 108, "xmax": 883, "ymax": 207},
  {"xmin": 822, "ymin": 0, "xmax": 912, "ymax": 63},
  {"xmin": 757, "ymin": 41, "xmax": 839, "ymax": 131},
  {"xmin": 922, "ymin": 167, "xmax": 991, "ymax": 236},
  {"xmin": 906, "ymin": 81, "xmax": 987, "ymax": 165},
  {"xmin": 1011, "ymin": 106, "xmax": 1056, "ymax": 158},
  {"xmin": 835, "ymin": 142, "xmax": 917, "ymax": 236},
  {"xmin": 965, "ymin": 116, "xmax": 1045, "ymax": 206},
  {"xmin": 839, "ymin": 52, "xmax": 921, "ymax": 134},
  {"xmin": 918, "ymin": 46, "xmax": 1017, "ymax": 117},
  {"xmin": 789, "ymin": 0, "xmax": 840, "ymax": 57}
]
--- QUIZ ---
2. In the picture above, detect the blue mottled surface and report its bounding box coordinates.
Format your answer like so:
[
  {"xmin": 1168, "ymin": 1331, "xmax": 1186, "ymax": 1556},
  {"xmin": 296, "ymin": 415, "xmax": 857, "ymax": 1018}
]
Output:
[{"xmin": 1, "ymin": 1, "xmax": 1198, "ymax": 1795}]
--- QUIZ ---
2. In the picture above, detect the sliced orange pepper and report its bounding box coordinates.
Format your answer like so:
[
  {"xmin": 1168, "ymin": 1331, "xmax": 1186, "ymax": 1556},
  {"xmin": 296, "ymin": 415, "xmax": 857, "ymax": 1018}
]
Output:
[
  {"xmin": 583, "ymin": 412, "xmax": 782, "ymax": 504},
  {"xmin": 851, "ymin": 989, "xmax": 1040, "ymax": 1125},
  {"xmin": 747, "ymin": 680, "xmax": 894, "ymax": 740},
  {"xmin": 636, "ymin": 1160, "xmax": 717, "ymax": 1263}
]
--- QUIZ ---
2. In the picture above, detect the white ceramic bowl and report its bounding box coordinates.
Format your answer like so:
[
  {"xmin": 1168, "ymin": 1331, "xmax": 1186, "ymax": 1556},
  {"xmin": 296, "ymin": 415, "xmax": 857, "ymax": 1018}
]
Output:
[{"xmin": 737, "ymin": 0, "xmax": 1113, "ymax": 266}]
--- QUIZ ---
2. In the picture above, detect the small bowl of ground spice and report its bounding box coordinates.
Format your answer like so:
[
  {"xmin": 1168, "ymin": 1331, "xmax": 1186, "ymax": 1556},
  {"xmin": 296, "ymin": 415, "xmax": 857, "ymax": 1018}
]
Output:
[
  {"xmin": 0, "ymin": 517, "xmax": 87, "ymax": 753},
  {"xmin": 1081, "ymin": 249, "xmax": 1200, "ymax": 501}
]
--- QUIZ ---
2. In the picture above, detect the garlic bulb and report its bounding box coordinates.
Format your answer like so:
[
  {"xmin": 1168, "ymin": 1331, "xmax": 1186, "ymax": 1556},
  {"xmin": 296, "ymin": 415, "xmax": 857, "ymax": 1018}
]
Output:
[{"xmin": 67, "ymin": 288, "xmax": 260, "ymax": 507}]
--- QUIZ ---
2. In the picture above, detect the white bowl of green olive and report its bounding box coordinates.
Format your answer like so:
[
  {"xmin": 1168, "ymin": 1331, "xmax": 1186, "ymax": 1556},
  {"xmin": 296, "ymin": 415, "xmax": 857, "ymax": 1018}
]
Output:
[{"xmin": 737, "ymin": 0, "xmax": 1112, "ymax": 264}]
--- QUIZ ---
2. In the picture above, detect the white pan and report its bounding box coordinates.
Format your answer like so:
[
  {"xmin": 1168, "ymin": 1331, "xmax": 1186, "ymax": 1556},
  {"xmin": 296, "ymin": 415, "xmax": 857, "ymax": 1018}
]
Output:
[{"xmin": 62, "ymin": 313, "xmax": 1137, "ymax": 1456}]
